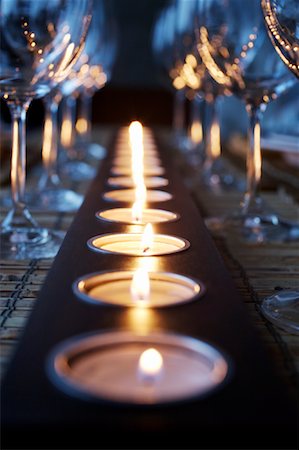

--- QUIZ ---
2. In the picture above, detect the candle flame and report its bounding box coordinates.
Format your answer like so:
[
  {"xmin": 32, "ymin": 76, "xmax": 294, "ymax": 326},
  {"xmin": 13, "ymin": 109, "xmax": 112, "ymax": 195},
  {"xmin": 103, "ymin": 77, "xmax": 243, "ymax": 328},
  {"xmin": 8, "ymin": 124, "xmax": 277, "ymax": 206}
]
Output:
[
  {"xmin": 132, "ymin": 150, "xmax": 144, "ymax": 186},
  {"xmin": 141, "ymin": 223, "xmax": 153, "ymax": 253},
  {"xmin": 138, "ymin": 348, "xmax": 163, "ymax": 382},
  {"xmin": 135, "ymin": 182, "xmax": 147, "ymax": 204},
  {"xmin": 129, "ymin": 121, "xmax": 145, "ymax": 186},
  {"xmin": 131, "ymin": 200, "xmax": 143, "ymax": 223},
  {"xmin": 130, "ymin": 268, "xmax": 150, "ymax": 303},
  {"xmin": 129, "ymin": 121, "xmax": 143, "ymax": 145}
]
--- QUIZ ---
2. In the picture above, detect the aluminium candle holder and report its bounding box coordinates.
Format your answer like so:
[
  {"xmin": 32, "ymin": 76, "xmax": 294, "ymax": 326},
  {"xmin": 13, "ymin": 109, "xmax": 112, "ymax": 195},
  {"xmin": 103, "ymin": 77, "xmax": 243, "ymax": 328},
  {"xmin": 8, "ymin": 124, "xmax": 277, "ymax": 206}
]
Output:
[
  {"xmin": 87, "ymin": 232, "xmax": 190, "ymax": 257},
  {"xmin": 102, "ymin": 189, "xmax": 173, "ymax": 203},
  {"xmin": 73, "ymin": 270, "xmax": 205, "ymax": 308},
  {"xmin": 96, "ymin": 208, "xmax": 179, "ymax": 225},
  {"xmin": 47, "ymin": 330, "xmax": 230, "ymax": 406},
  {"xmin": 106, "ymin": 176, "xmax": 169, "ymax": 189}
]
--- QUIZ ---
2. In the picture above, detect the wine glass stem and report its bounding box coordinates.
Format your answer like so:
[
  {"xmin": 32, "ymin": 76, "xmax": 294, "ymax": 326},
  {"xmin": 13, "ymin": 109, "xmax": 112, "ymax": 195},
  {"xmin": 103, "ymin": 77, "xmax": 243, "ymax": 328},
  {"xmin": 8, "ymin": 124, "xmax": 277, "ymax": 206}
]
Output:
[
  {"xmin": 203, "ymin": 97, "xmax": 221, "ymax": 166},
  {"xmin": 189, "ymin": 94, "xmax": 203, "ymax": 142},
  {"xmin": 39, "ymin": 93, "xmax": 62, "ymax": 190},
  {"xmin": 2, "ymin": 101, "xmax": 38, "ymax": 229},
  {"xmin": 173, "ymin": 88, "xmax": 186, "ymax": 135},
  {"xmin": 76, "ymin": 91, "xmax": 92, "ymax": 144},
  {"xmin": 60, "ymin": 95, "xmax": 77, "ymax": 158},
  {"xmin": 242, "ymin": 103, "xmax": 265, "ymax": 214}
]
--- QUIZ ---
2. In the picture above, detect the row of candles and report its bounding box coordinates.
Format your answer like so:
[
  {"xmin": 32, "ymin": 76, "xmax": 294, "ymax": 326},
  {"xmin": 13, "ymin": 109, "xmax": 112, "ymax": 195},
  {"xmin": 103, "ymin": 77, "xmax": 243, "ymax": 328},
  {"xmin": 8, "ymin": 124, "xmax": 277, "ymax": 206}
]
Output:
[{"xmin": 49, "ymin": 122, "xmax": 229, "ymax": 405}]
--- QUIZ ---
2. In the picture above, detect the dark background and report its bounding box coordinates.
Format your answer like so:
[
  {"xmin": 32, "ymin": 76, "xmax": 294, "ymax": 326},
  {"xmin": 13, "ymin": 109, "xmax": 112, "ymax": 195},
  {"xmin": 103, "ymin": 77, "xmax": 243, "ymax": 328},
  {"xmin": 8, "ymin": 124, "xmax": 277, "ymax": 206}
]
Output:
[{"xmin": 1, "ymin": 0, "xmax": 298, "ymax": 134}]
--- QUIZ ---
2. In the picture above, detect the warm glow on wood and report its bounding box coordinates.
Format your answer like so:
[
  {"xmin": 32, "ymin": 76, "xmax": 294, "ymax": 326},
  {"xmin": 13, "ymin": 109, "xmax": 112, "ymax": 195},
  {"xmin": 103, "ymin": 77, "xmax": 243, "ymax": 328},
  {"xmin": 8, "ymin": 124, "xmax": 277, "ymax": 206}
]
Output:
[
  {"xmin": 130, "ymin": 268, "xmax": 150, "ymax": 303},
  {"xmin": 138, "ymin": 348, "xmax": 163, "ymax": 381},
  {"xmin": 141, "ymin": 223, "xmax": 153, "ymax": 253}
]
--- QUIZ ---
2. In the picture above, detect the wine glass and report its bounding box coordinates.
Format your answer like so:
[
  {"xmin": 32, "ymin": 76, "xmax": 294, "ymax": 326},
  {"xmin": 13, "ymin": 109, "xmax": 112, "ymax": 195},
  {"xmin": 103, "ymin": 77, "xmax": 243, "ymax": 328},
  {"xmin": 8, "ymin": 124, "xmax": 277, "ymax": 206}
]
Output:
[
  {"xmin": 24, "ymin": 89, "xmax": 84, "ymax": 212},
  {"xmin": 152, "ymin": 1, "xmax": 188, "ymax": 147},
  {"xmin": 26, "ymin": 0, "xmax": 111, "ymax": 211},
  {"xmin": 174, "ymin": 0, "xmax": 244, "ymax": 192},
  {"xmin": 59, "ymin": 0, "xmax": 118, "ymax": 182},
  {"xmin": 196, "ymin": 0, "xmax": 298, "ymax": 243},
  {"xmin": 74, "ymin": 1, "xmax": 118, "ymax": 162},
  {"xmin": 0, "ymin": 0, "xmax": 92, "ymax": 259},
  {"xmin": 259, "ymin": 0, "xmax": 299, "ymax": 335}
]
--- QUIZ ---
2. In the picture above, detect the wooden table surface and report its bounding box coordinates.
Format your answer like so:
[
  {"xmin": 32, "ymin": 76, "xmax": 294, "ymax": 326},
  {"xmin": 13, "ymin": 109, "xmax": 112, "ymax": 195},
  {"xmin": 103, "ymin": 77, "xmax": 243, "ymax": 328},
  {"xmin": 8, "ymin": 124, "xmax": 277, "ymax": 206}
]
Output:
[{"xmin": 0, "ymin": 126, "xmax": 298, "ymax": 445}]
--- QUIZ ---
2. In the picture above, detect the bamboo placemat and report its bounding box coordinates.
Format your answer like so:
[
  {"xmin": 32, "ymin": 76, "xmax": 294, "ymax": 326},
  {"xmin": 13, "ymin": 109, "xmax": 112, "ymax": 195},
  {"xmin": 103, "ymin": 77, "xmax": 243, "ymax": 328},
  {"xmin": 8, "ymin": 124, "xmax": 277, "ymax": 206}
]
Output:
[
  {"xmin": 170, "ymin": 133, "xmax": 299, "ymax": 396},
  {"xmin": 0, "ymin": 127, "xmax": 114, "ymax": 380},
  {"xmin": 192, "ymin": 189, "xmax": 299, "ymax": 390}
]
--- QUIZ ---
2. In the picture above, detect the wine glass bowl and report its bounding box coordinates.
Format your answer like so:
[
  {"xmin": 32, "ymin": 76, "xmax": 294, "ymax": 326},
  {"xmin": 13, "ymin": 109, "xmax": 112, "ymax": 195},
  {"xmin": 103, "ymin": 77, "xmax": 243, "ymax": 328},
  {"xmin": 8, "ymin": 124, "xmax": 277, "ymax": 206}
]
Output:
[
  {"xmin": 259, "ymin": 0, "xmax": 299, "ymax": 334},
  {"xmin": 196, "ymin": 0, "xmax": 297, "ymax": 242},
  {"xmin": 0, "ymin": 0, "xmax": 91, "ymax": 100},
  {"xmin": 0, "ymin": 0, "xmax": 92, "ymax": 259},
  {"xmin": 261, "ymin": 0, "xmax": 299, "ymax": 78},
  {"xmin": 59, "ymin": 0, "xmax": 118, "ymax": 181}
]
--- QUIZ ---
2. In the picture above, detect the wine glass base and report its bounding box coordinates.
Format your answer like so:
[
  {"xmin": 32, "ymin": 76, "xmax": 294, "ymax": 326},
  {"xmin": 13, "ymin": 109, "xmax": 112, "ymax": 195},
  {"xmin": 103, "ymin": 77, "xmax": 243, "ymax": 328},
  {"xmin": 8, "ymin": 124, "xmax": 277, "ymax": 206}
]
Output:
[
  {"xmin": 205, "ymin": 214, "xmax": 299, "ymax": 244},
  {"xmin": 0, "ymin": 227, "xmax": 65, "ymax": 260},
  {"xmin": 260, "ymin": 290, "xmax": 299, "ymax": 335},
  {"xmin": 87, "ymin": 143, "xmax": 106, "ymax": 160},
  {"xmin": 26, "ymin": 189, "xmax": 83, "ymax": 212},
  {"xmin": 61, "ymin": 161, "xmax": 97, "ymax": 181},
  {"xmin": 200, "ymin": 158, "xmax": 245, "ymax": 193}
]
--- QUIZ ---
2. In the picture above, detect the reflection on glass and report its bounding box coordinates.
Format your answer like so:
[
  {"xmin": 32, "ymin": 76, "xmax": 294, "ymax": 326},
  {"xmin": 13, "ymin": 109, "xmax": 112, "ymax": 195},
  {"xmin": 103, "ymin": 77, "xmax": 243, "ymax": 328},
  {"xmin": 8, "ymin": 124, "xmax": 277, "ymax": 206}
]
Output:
[
  {"xmin": 197, "ymin": 0, "xmax": 298, "ymax": 243},
  {"xmin": 0, "ymin": 0, "xmax": 92, "ymax": 259}
]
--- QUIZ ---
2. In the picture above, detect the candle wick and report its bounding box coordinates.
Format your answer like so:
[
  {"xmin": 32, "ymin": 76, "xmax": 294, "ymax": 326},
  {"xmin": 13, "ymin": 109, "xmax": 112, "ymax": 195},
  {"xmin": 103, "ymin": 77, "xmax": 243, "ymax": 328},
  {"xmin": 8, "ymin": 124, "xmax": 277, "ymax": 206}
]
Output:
[{"xmin": 142, "ymin": 246, "xmax": 150, "ymax": 253}]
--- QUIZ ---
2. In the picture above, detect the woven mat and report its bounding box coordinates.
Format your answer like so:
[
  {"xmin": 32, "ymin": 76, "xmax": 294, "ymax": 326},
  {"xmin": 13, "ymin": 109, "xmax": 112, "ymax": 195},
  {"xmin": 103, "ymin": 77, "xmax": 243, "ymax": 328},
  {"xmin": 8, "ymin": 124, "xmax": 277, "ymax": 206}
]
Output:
[
  {"xmin": 193, "ymin": 189, "xmax": 299, "ymax": 387},
  {"xmin": 1, "ymin": 127, "xmax": 298, "ymax": 400},
  {"xmin": 174, "ymin": 138, "xmax": 299, "ymax": 395},
  {"xmin": 0, "ymin": 127, "xmax": 113, "ymax": 380}
]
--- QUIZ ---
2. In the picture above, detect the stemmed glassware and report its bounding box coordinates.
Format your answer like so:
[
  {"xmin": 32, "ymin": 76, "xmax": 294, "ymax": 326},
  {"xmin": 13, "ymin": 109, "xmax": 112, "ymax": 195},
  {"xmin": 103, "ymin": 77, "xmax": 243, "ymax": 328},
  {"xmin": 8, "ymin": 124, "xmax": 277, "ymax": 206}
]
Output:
[
  {"xmin": 60, "ymin": 0, "xmax": 118, "ymax": 181},
  {"xmin": 152, "ymin": 1, "xmax": 188, "ymax": 147},
  {"xmin": 74, "ymin": 3, "xmax": 118, "ymax": 163},
  {"xmin": 196, "ymin": 0, "xmax": 298, "ymax": 243},
  {"xmin": 0, "ymin": 0, "xmax": 92, "ymax": 259},
  {"xmin": 174, "ymin": 0, "xmax": 243, "ymax": 192},
  {"xmin": 25, "ymin": 88, "xmax": 84, "ymax": 212},
  {"xmin": 26, "ymin": 0, "xmax": 112, "ymax": 210},
  {"xmin": 259, "ymin": 0, "xmax": 299, "ymax": 334}
]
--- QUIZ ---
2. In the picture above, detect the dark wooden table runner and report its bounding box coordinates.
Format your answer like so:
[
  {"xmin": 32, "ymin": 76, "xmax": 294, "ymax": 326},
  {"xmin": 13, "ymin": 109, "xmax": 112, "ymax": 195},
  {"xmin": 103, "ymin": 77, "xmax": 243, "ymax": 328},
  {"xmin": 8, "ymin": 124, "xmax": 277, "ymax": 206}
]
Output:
[{"xmin": 1, "ymin": 127, "xmax": 297, "ymax": 449}]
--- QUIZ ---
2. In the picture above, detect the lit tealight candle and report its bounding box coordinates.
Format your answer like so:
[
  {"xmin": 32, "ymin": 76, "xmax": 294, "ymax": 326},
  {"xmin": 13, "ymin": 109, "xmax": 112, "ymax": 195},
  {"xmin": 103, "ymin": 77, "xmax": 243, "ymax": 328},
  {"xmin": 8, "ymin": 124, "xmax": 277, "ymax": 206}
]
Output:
[
  {"xmin": 140, "ymin": 223, "xmax": 154, "ymax": 254},
  {"xmin": 102, "ymin": 189, "xmax": 172, "ymax": 203},
  {"xmin": 112, "ymin": 156, "xmax": 162, "ymax": 167},
  {"xmin": 131, "ymin": 200, "xmax": 143, "ymax": 223},
  {"xmin": 137, "ymin": 348, "xmax": 163, "ymax": 383},
  {"xmin": 135, "ymin": 182, "xmax": 147, "ymax": 204},
  {"xmin": 96, "ymin": 207, "xmax": 179, "ymax": 225},
  {"xmin": 87, "ymin": 229, "xmax": 190, "ymax": 257},
  {"xmin": 130, "ymin": 268, "xmax": 150, "ymax": 304},
  {"xmin": 106, "ymin": 176, "xmax": 169, "ymax": 189},
  {"xmin": 48, "ymin": 331, "xmax": 230, "ymax": 405},
  {"xmin": 129, "ymin": 121, "xmax": 143, "ymax": 145},
  {"xmin": 111, "ymin": 166, "xmax": 165, "ymax": 177},
  {"xmin": 73, "ymin": 270, "xmax": 204, "ymax": 308}
]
